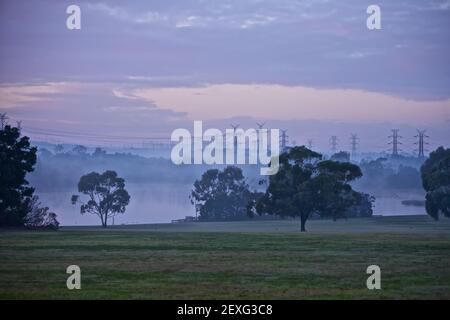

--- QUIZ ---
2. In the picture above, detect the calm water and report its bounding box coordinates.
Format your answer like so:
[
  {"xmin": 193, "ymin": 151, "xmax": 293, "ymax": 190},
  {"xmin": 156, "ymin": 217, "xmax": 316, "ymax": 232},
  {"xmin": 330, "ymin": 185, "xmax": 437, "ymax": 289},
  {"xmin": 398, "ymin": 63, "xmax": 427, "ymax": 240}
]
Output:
[
  {"xmin": 36, "ymin": 183, "xmax": 195, "ymax": 226},
  {"xmin": 373, "ymin": 196, "xmax": 426, "ymax": 216},
  {"xmin": 36, "ymin": 184, "xmax": 427, "ymax": 226}
]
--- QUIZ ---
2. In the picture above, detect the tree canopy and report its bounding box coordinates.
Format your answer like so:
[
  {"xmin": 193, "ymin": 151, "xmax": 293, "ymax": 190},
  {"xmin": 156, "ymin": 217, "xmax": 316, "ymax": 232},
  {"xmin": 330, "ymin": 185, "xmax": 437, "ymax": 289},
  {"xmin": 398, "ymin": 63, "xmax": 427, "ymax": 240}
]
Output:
[
  {"xmin": 71, "ymin": 170, "xmax": 130, "ymax": 227},
  {"xmin": 253, "ymin": 146, "xmax": 369, "ymax": 231},
  {"xmin": 24, "ymin": 196, "xmax": 59, "ymax": 230},
  {"xmin": 190, "ymin": 166, "xmax": 260, "ymax": 221},
  {"xmin": 421, "ymin": 146, "xmax": 450, "ymax": 220},
  {"xmin": 0, "ymin": 124, "xmax": 37, "ymax": 226}
]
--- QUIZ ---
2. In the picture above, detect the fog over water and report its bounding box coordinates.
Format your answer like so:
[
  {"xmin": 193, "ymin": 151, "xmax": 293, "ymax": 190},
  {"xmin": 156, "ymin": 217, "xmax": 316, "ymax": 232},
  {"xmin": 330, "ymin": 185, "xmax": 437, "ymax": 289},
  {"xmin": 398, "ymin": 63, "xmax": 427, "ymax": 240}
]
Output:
[
  {"xmin": 371, "ymin": 193, "xmax": 426, "ymax": 217},
  {"xmin": 26, "ymin": 144, "xmax": 429, "ymax": 226},
  {"xmin": 36, "ymin": 183, "xmax": 426, "ymax": 226},
  {"xmin": 36, "ymin": 183, "xmax": 196, "ymax": 226}
]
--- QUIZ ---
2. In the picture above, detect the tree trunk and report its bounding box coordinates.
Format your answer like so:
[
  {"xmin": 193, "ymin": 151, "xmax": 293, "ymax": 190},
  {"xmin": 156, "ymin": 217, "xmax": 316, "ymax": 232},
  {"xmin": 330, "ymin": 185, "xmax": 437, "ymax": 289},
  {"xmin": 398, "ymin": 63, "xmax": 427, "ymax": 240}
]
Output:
[{"xmin": 300, "ymin": 215, "xmax": 307, "ymax": 232}]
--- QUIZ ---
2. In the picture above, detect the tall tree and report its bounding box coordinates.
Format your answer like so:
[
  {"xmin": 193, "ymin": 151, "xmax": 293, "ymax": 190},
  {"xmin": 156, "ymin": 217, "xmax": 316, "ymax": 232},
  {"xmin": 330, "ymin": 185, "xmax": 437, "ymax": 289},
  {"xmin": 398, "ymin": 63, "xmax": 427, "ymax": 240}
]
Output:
[
  {"xmin": 71, "ymin": 170, "xmax": 130, "ymax": 227},
  {"xmin": 421, "ymin": 147, "xmax": 450, "ymax": 220},
  {"xmin": 190, "ymin": 166, "xmax": 260, "ymax": 221},
  {"xmin": 312, "ymin": 160, "xmax": 363, "ymax": 221},
  {"xmin": 255, "ymin": 146, "xmax": 322, "ymax": 231},
  {"xmin": 0, "ymin": 123, "xmax": 37, "ymax": 226},
  {"xmin": 254, "ymin": 146, "xmax": 367, "ymax": 232}
]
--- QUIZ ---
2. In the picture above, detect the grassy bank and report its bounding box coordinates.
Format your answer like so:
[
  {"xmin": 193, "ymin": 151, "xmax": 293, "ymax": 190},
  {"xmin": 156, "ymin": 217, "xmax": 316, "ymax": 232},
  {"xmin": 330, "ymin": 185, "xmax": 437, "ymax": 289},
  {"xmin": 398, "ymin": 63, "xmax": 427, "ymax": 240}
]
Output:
[{"xmin": 1, "ymin": 215, "xmax": 449, "ymax": 299}]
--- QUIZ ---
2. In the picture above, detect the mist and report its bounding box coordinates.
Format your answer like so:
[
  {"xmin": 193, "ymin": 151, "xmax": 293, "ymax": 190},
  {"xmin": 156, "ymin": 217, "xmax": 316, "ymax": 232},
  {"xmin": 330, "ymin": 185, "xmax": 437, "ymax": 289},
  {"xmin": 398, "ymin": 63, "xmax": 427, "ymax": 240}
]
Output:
[{"xmin": 26, "ymin": 144, "xmax": 429, "ymax": 226}]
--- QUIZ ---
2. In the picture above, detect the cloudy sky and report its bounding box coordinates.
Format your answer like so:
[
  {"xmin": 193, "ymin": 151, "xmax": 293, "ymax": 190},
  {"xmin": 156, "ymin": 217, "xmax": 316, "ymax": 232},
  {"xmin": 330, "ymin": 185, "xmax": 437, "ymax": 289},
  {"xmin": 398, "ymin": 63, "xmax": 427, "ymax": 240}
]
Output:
[{"xmin": 0, "ymin": 0, "xmax": 449, "ymax": 152}]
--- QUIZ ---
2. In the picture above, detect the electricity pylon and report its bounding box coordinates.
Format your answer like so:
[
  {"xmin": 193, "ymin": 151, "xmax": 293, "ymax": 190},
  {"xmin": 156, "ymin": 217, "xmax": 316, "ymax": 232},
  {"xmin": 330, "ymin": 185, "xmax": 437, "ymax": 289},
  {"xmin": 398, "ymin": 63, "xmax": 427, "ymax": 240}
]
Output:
[
  {"xmin": 350, "ymin": 133, "xmax": 359, "ymax": 159},
  {"xmin": 330, "ymin": 136, "xmax": 338, "ymax": 154},
  {"xmin": 414, "ymin": 129, "xmax": 429, "ymax": 158},
  {"xmin": 388, "ymin": 129, "xmax": 402, "ymax": 157}
]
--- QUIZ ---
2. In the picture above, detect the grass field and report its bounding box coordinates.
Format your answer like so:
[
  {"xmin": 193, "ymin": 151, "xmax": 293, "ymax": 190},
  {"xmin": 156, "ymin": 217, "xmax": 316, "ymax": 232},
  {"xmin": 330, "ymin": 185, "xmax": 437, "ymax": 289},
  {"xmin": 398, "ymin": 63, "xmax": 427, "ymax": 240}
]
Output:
[{"xmin": 1, "ymin": 215, "xmax": 450, "ymax": 299}]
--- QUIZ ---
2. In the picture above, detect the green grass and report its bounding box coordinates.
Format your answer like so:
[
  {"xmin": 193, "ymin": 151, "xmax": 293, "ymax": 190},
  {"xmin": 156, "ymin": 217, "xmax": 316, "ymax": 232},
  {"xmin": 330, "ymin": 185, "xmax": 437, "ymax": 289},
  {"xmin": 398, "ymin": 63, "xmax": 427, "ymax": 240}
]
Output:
[{"xmin": 1, "ymin": 215, "xmax": 450, "ymax": 299}]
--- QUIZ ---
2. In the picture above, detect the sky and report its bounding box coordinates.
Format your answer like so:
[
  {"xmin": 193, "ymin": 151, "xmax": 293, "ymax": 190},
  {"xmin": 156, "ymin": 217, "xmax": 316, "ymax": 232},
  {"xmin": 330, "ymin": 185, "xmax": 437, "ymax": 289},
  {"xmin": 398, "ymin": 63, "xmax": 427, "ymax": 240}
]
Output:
[{"xmin": 0, "ymin": 0, "xmax": 449, "ymax": 153}]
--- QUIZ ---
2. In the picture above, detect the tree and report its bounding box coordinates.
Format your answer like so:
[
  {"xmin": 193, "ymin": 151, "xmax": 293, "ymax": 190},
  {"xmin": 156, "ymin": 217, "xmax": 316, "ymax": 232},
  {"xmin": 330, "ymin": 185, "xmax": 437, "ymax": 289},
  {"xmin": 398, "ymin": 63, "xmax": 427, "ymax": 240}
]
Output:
[
  {"xmin": 0, "ymin": 123, "xmax": 37, "ymax": 226},
  {"xmin": 346, "ymin": 192, "xmax": 374, "ymax": 218},
  {"xmin": 254, "ymin": 146, "xmax": 367, "ymax": 232},
  {"xmin": 54, "ymin": 144, "xmax": 64, "ymax": 154},
  {"xmin": 72, "ymin": 144, "xmax": 87, "ymax": 155},
  {"xmin": 421, "ymin": 147, "xmax": 450, "ymax": 220},
  {"xmin": 190, "ymin": 166, "xmax": 260, "ymax": 221},
  {"xmin": 38, "ymin": 147, "xmax": 53, "ymax": 159},
  {"xmin": 71, "ymin": 170, "xmax": 130, "ymax": 227},
  {"xmin": 310, "ymin": 161, "xmax": 363, "ymax": 221},
  {"xmin": 92, "ymin": 147, "xmax": 107, "ymax": 157},
  {"xmin": 254, "ymin": 146, "xmax": 322, "ymax": 231},
  {"xmin": 387, "ymin": 165, "xmax": 422, "ymax": 189},
  {"xmin": 330, "ymin": 151, "xmax": 350, "ymax": 162},
  {"xmin": 357, "ymin": 157, "xmax": 392, "ymax": 189},
  {"xmin": 24, "ymin": 196, "xmax": 59, "ymax": 230},
  {"xmin": 316, "ymin": 160, "xmax": 363, "ymax": 184}
]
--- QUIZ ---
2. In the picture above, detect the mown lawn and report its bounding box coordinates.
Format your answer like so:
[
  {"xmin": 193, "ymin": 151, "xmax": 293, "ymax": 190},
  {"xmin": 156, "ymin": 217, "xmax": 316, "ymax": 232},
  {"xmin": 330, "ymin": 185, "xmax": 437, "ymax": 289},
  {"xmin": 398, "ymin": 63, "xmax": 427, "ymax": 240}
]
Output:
[{"xmin": 1, "ymin": 215, "xmax": 449, "ymax": 299}]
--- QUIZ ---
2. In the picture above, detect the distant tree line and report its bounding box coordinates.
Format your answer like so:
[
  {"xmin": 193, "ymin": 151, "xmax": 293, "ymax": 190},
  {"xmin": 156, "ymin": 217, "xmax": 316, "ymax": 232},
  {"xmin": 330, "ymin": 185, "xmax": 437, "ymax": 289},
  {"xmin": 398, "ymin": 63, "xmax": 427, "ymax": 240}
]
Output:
[
  {"xmin": 31, "ymin": 146, "xmax": 206, "ymax": 191},
  {"xmin": 354, "ymin": 157, "xmax": 423, "ymax": 190},
  {"xmin": 191, "ymin": 145, "xmax": 450, "ymax": 230},
  {"xmin": 4, "ymin": 116, "xmax": 448, "ymax": 229}
]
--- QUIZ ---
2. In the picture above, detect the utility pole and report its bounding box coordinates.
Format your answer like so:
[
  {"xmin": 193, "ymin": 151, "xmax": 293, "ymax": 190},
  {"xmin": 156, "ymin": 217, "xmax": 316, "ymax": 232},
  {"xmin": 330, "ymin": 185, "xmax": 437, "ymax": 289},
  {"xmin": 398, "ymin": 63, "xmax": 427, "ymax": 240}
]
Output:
[
  {"xmin": 0, "ymin": 113, "xmax": 8, "ymax": 130},
  {"xmin": 414, "ymin": 129, "xmax": 429, "ymax": 159},
  {"xmin": 231, "ymin": 124, "xmax": 240, "ymax": 149},
  {"xmin": 280, "ymin": 130, "xmax": 288, "ymax": 151},
  {"xmin": 256, "ymin": 122, "xmax": 267, "ymax": 158},
  {"xmin": 330, "ymin": 136, "xmax": 338, "ymax": 154},
  {"xmin": 350, "ymin": 134, "xmax": 359, "ymax": 159},
  {"xmin": 307, "ymin": 139, "xmax": 313, "ymax": 150},
  {"xmin": 256, "ymin": 122, "xmax": 266, "ymax": 130},
  {"xmin": 388, "ymin": 129, "xmax": 402, "ymax": 157}
]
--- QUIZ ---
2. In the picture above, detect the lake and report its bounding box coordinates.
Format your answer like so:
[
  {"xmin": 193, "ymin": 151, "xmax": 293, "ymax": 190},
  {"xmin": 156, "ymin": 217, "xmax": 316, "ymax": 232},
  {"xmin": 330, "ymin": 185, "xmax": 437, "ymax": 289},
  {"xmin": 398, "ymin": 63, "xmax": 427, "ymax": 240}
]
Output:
[{"xmin": 36, "ymin": 184, "xmax": 427, "ymax": 226}]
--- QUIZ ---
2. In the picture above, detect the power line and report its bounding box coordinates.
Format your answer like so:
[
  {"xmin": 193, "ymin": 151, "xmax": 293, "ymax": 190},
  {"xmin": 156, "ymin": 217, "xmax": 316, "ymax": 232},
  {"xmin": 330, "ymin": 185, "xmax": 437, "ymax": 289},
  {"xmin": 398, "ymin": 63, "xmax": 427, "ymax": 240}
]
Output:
[{"xmin": 21, "ymin": 127, "xmax": 170, "ymax": 141}]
